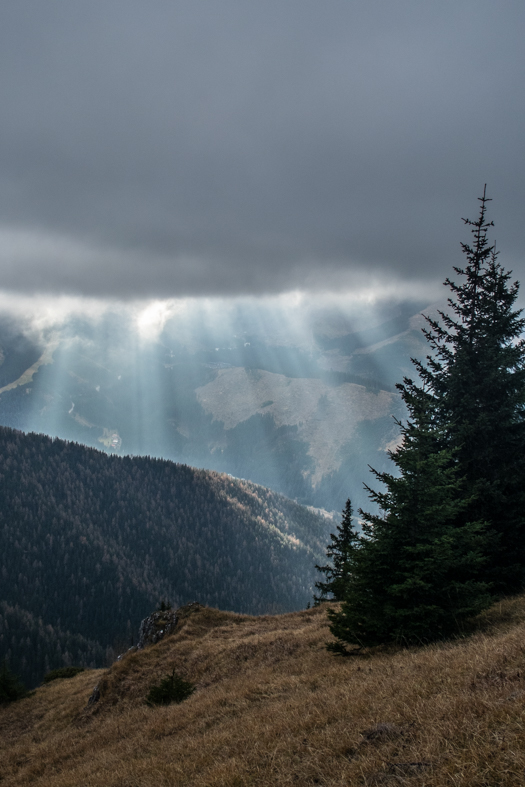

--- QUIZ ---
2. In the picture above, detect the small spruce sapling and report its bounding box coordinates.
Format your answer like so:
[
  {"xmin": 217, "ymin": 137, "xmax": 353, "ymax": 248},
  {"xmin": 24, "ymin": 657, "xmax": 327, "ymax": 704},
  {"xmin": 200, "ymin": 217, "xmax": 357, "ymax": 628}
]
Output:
[{"xmin": 146, "ymin": 668, "xmax": 195, "ymax": 706}]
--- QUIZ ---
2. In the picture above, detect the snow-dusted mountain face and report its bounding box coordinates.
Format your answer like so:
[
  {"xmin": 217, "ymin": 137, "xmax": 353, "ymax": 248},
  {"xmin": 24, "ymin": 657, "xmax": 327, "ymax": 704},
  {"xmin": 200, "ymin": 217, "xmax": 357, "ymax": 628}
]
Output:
[{"xmin": 0, "ymin": 296, "xmax": 431, "ymax": 513}]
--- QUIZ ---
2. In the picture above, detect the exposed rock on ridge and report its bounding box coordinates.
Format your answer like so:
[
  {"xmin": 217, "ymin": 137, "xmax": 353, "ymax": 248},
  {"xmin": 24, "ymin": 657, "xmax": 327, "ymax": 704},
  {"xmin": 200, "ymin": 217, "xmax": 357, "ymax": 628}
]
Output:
[{"xmin": 137, "ymin": 608, "xmax": 179, "ymax": 649}]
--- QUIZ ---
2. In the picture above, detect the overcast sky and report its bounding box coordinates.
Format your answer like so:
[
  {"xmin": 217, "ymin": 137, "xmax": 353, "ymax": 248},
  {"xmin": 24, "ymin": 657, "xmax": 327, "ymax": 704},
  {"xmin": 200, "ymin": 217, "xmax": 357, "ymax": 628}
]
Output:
[{"xmin": 0, "ymin": 0, "xmax": 524, "ymax": 303}]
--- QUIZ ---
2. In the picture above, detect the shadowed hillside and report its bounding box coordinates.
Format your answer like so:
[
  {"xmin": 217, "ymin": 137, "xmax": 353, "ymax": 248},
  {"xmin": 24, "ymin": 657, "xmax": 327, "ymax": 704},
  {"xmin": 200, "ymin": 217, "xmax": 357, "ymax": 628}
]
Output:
[
  {"xmin": 2, "ymin": 597, "xmax": 525, "ymax": 786},
  {"xmin": 0, "ymin": 426, "xmax": 333, "ymax": 688}
]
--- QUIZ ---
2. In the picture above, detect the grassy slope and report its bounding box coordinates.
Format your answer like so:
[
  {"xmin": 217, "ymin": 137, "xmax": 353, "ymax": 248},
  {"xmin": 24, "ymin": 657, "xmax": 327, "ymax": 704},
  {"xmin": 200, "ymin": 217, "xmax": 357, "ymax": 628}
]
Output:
[{"xmin": 2, "ymin": 598, "xmax": 525, "ymax": 786}]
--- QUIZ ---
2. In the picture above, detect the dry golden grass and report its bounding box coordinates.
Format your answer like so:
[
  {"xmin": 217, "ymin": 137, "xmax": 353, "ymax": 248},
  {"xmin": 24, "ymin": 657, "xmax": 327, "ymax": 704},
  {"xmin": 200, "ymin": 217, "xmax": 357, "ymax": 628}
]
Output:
[{"xmin": 2, "ymin": 598, "xmax": 525, "ymax": 786}]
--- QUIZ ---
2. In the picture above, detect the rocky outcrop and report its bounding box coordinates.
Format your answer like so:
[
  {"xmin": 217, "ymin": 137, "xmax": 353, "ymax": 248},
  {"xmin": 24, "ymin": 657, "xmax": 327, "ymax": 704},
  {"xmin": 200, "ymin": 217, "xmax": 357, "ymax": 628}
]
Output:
[
  {"xmin": 86, "ymin": 604, "xmax": 203, "ymax": 709},
  {"xmin": 87, "ymin": 684, "xmax": 100, "ymax": 705},
  {"xmin": 137, "ymin": 608, "xmax": 179, "ymax": 649}
]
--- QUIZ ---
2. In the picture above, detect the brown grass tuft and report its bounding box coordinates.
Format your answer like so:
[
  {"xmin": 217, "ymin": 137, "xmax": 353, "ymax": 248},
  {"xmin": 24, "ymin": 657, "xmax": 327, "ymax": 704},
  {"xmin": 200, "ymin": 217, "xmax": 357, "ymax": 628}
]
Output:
[{"xmin": 2, "ymin": 597, "xmax": 525, "ymax": 785}]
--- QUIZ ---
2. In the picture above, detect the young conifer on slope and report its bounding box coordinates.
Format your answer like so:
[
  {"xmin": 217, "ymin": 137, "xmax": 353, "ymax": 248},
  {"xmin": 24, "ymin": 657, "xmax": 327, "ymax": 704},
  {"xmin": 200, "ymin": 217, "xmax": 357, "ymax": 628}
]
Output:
[
  {"xmin": 314, "ymin": 499, "xmax": 359, "ymax": 603},
  {"xmin": 327, "ymin": 189, "xmax": 525, "ymax": 648}
]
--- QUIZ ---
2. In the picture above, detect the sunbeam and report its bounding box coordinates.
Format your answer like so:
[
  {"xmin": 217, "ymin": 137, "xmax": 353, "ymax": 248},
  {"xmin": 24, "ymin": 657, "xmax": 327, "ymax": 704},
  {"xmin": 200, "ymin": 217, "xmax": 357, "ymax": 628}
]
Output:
[{"xmin": 0, "ymin": 288, "xmax": 434, "ymax": 512}]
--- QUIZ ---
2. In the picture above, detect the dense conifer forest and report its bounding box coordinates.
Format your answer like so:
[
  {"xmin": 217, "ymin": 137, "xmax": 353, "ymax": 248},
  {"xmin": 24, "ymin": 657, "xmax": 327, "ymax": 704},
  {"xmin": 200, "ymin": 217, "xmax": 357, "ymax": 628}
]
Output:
[{"xmin": 0, "ymin": 426, "xmax": 331, "ymax": 687}]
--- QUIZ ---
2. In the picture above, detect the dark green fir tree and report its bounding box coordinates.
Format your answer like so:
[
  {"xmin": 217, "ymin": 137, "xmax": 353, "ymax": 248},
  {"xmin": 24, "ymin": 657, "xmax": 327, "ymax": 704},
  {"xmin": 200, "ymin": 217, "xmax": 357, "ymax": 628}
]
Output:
[
  {"xmin": 418, "ymin": 188, "xmax": 525, "ymax": 592},
  {"xmin": 314, "ymin": 499, "xmax": 358, "ymax": 603},
  {"xmin": 327, "ymin": 384, "xmax": 492, "ymax": 648}
]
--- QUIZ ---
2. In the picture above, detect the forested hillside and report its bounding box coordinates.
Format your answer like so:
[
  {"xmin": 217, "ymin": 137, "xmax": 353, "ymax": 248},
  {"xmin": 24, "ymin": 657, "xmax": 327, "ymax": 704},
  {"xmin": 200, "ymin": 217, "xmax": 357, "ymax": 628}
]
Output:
[{"xmin": 0, "ymin": 426, "xmax": 331, "ymax": 687}]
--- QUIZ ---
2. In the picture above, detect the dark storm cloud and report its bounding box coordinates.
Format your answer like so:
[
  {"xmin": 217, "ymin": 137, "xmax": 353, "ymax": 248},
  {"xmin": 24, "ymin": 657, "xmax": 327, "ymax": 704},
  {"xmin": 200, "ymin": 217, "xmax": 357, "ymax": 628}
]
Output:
[{"xmin": 0, "ymin": 0, "xmax": 524, "ymax": 299}]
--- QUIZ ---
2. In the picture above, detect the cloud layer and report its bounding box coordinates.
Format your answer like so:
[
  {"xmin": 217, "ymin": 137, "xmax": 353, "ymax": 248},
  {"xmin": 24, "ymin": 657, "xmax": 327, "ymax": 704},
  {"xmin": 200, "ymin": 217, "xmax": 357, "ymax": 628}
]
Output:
[{"xmin": 0, "ymin": 1, "xmax": 524, "ymax": 300}]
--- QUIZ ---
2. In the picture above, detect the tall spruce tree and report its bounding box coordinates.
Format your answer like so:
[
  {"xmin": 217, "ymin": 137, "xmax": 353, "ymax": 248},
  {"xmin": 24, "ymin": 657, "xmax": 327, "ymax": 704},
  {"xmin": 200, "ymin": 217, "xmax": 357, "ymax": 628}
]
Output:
[
  {"xmin": 327, "ymin": 189, "xmax": 524, "ymax": 648},
  {"xmin": 418, "ymin": 188, "xmax": 525, "ymax": 592}
]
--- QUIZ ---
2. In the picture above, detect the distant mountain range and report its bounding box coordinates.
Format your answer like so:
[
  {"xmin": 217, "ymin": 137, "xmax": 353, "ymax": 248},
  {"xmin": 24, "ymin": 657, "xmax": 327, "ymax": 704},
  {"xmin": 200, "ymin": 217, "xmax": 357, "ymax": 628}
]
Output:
[{"xmin": 0, "ymin": 300, "xmax": 430, "ymax": 512}]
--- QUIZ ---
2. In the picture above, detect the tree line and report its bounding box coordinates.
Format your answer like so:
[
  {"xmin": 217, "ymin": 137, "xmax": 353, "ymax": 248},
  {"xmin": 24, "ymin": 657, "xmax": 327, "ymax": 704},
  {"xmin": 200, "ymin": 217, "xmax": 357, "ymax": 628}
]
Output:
[{"xmin": 317, "ymin": 190, "xmax": 525, "ymax": 647}]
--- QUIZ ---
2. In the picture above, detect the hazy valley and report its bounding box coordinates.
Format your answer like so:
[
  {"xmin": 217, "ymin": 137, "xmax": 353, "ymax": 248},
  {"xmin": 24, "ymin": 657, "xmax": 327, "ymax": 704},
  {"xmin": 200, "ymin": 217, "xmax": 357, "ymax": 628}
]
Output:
[
  {"xmin": 0, "ymin": 298, "xmax": 433, "ymax": 691},
  {"xmin": 0, "ymin": 298, "xmax": 428, "ymax": 514}
]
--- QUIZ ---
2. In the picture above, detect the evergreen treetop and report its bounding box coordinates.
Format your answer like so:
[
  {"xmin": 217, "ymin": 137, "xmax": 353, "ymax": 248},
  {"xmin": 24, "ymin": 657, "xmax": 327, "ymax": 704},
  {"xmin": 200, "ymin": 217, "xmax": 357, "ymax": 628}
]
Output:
[{"xmin": 417, "ymin": 187, "xmax": 525, "ymax": 591}]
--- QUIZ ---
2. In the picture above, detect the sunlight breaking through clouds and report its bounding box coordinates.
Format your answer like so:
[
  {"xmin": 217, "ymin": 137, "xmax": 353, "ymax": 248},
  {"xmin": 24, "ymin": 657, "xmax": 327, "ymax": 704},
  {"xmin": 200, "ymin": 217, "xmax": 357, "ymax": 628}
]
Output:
[
  {"xmin": 0, "ymin": 282, "xmax": 443, "ymax": 365},
  {"xmin": 0, "ymin": 285, "xmax": 436, "ymax": 512}
]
